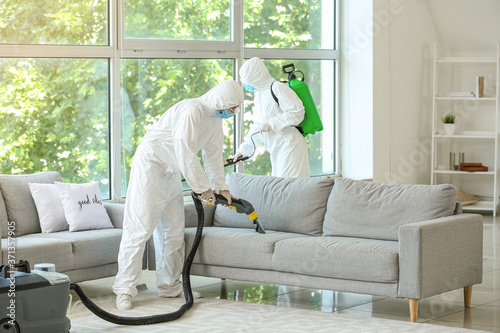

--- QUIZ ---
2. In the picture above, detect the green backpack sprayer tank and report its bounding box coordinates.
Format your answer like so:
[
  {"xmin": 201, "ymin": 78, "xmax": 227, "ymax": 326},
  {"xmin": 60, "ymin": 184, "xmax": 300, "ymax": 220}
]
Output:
[{"xmin": 271, "ymin": 63, "xmax": 323, "ymax": 137}]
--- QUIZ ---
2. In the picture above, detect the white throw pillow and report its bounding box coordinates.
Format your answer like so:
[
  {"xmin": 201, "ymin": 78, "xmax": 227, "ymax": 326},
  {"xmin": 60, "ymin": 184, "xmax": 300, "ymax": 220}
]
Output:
[
  {"xmin": 28, "ymin": 183, "xmax": 69, "ymax": 233},
  {"xmin": 55, "ymin": 181, "xmax": 113, "ymax": 232}
]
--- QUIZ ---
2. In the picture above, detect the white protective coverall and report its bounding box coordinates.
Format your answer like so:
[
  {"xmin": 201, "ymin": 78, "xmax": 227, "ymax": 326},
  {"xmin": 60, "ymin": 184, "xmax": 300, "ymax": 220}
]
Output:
[
  {"xmin": 237, "ymin": 57, "xmax": 310, "ymax": 178},
  {"xmin": 113, "ymin": 79, "xmax": 244, "ymax": 298}
]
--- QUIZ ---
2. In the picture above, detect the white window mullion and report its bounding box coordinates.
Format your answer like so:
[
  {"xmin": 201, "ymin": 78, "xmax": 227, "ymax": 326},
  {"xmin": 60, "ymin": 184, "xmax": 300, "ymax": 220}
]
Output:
[
  {"xmin": 233, "ymin": 0, "xmax": 246, "ymax": 172},
  {"xmin": 121, "ymin": 49, "xmax": 240, "ymax": 59},
  {"xmin": 123, "ymin": 39, "xmax": 238, "ymax": 53},
  {"xmin": 0, "ymin": 44, "xmax": 114, "ymax": 58},
  {"xmin": 110, "ymin": 0, "xmax": 122, "ymax": 201},
  {"xmin": 244, "ymin": 48, "xmax": 339, "ymax": 60}
]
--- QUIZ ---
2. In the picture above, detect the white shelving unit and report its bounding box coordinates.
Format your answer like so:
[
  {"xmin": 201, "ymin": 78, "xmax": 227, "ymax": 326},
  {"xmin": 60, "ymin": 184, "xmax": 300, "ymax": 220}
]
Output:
[{"xmin": 431, "ymin": 44, "xmax": 500, "ymax": 216}]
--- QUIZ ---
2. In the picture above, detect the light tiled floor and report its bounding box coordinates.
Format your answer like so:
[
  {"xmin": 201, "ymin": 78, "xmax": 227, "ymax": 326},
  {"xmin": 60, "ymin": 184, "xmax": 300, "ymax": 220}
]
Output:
[{"xmin": 78, "ymin": 213, "xmax": 500, "ymax": 332}]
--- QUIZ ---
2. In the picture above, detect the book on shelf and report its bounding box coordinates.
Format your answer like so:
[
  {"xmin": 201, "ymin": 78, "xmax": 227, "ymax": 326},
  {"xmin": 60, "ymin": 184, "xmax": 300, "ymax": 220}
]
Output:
[
  {"xmin": 460, "ymin": 162, "xmax": 488, "ymax": 172},
  {"xmin": 450, "ymin": 91, "xmax": 475, "ymax": 97},
  {"xmin": 476, "ymin": 76, "xmax": 484, "ymax": 98},
  {"xmin": 460, "ymin": 162, "xmax": 483, "ymax": 167}
]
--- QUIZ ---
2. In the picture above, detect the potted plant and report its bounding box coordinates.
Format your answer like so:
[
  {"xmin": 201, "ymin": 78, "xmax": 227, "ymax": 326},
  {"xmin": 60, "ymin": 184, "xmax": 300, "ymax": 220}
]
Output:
[{"xmin": 442, "ymin": 114, "xmax": 456, "ymax": 135}]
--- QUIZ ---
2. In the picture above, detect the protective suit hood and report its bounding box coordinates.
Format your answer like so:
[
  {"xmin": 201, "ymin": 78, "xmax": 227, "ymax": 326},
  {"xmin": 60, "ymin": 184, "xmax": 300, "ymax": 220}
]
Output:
[
  {"xmin": 198, "ymin": 79, "xmax": 244, "ymax": 112},
  {"xmin": 239, "ymin": 57, "xmax": 275, "ymax": 90}
]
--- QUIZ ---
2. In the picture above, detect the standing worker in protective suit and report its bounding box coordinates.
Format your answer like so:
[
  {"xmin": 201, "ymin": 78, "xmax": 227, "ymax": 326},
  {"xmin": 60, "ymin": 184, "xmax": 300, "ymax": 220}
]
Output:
[
  {"xmin": 234, "ymin": 57, "xmax": 310, "ymax": 178},
  {"xmin": 113, "ymin": 79, "xmax": 244, "ymax": 310}
]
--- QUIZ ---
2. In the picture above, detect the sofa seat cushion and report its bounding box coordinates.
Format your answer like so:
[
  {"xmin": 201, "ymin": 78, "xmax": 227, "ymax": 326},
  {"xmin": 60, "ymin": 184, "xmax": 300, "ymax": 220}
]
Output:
[
  {"xmin": 22, "ymin": 229, "xmax": 123, "ymax": 270},
  {"xmin": 214, "ymin": 173, "xmax": 336, "ymax": 236},
  {"xmin": 272, "ymin": 236, "xmax": 400, "ymax": 283},
  {"xmin": 0, "ymin": 171, "xmax": 63, "ymax": 236},
  {"xmin": 184, "ymin": 227, "xmax": 306, "ymax": 270},
  {"xmin": 1, "ymin": 236, "xmax": 74, "ymax": 272},
  {"xmin": 323, "ymin": 178, "xmax": 458, "ymax": 241}
]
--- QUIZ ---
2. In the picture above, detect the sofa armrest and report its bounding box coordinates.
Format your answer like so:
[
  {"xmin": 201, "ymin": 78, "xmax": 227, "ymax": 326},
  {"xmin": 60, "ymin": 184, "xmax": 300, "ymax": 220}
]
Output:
[
  {"xmin": 398, "ymin": 213, "xmax": 483, "ymax": 299},
  {"xmin": 104, "ymin": 202, "xmax": 125, "ymax": 229}
]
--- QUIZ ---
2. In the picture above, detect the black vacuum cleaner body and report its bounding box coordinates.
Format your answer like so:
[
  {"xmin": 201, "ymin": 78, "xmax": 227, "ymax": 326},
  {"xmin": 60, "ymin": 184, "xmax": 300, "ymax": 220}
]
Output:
[{"xmin": 0, "ymin": 261, "xmax": 71, "ymax": 333}]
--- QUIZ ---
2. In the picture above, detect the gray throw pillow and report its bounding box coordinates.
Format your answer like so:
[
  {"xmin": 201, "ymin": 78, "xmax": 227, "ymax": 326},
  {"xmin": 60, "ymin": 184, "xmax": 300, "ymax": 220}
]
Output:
[
  {"xmin": 0, "ymin": 172, "xmax": 63, "ymax": 236},
  {"xmin": 323, "ymin": 178, "xmax": 458, "ymax": 241},
  {"xmin": 214, "ymin": 173, "xmax": 336, "ymax": 236}
]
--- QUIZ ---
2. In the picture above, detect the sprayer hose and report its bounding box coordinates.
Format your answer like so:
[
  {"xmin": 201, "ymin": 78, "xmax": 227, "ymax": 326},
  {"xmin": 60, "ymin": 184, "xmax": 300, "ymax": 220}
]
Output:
[{"xmin": 70, "ymin": 191, "xmax": 205, "ymax": 325}]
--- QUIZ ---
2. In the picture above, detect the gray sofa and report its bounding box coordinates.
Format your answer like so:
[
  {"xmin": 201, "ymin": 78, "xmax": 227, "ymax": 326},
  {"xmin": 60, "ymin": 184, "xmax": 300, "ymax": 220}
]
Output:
[
  {"xmin": 0, "ymin": 171, "xmax": 483, "ymax": 323},
  {"xmin": 149, "ymin": 173, "xmax": 483, "ymax": 323},
  {"xmin": 0, "ymin": 171, "xmax": 131, "ymax": 282}
]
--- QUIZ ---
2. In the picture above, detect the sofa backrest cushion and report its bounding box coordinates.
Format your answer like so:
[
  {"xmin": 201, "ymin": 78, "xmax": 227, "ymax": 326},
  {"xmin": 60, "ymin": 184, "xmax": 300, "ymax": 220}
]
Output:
[
  {"xmin": 322, "ymin": 178, "xmax": 458, "ymax": 241},
  {"xmin": 213, "ymin": 173, "xmax": 336, "ymax": 236},
  {"xmin": 0, "ymin": 189, "xmax": 8, "ymax": 238},
  {"xmin": 184, "ymin": 201, "xmax": 215, "ymax": 228},
  {"xmin": 0, "ymin": 172, "xmax": 63, "ymax": 237}
]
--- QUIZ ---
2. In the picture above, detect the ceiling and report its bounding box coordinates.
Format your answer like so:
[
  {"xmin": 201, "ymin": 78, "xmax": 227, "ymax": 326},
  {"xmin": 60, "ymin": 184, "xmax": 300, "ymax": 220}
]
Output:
[{"xmin": 426, "ymin": 0, "xmax": 500, "ymax": 56}]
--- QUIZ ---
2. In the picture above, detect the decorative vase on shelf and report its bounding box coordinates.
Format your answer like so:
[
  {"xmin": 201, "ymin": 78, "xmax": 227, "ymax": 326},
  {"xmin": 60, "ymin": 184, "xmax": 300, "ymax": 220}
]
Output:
[{"xmin": 443, "ymin": 123, "xmax": 456, "ymax": 135}]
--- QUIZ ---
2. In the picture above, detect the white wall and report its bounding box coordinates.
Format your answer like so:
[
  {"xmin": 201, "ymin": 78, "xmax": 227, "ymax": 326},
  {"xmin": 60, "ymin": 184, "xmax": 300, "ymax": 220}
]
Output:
[
  {"xmin": 340, "ymin": 0, "xmax": 373, "ymax": 180},
  {"xmin": 372, "ymin": 0, "xmax": 500, "ymax": 184}
]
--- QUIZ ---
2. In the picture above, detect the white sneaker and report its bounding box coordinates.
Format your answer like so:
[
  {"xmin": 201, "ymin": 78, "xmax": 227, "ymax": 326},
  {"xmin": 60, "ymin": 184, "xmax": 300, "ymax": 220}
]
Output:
[{"xmin": 116, "ymin": 294, "xmax": 132, "ymax": 310}]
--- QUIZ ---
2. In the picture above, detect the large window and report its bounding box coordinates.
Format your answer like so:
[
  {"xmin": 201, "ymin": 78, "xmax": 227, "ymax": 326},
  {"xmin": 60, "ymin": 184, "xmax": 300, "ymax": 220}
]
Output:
[{"xmin": 0, "ymin": 0, "xmax": 338, "ymax": 201}]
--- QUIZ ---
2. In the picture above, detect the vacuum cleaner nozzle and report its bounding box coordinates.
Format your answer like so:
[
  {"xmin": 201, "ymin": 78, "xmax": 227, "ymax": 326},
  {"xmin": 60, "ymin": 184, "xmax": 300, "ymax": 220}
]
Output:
[{"xmin": 196, "ymin": 193, "xmax": 266, "ymax": 234}]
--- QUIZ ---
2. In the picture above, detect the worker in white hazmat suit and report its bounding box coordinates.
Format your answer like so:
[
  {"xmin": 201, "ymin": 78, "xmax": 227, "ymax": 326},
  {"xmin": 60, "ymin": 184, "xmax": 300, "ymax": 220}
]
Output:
[
  {"xmin": 234, "ymin": 57, "xmax": 310, "ymax": 178},
  {"xmin": 113, "ymin": 79, "xmax": 244, "ymax": 310}
]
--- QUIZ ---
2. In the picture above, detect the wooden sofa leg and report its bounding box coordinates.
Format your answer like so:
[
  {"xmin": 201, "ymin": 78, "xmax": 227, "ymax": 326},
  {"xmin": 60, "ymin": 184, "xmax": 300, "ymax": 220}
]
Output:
[
  {"xmin": 409, "ymin": 298, "xmax": 418, "ymax": 323},
  {"xmin": 464, "ymin": 285, "xmax": 472, "ymax": 308}
]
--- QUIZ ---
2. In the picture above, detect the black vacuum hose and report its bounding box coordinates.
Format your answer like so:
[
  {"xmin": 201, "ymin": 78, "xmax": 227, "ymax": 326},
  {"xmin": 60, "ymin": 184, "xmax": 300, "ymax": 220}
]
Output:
[{"xmin": 70, "ymin": 191, "xmax": 205, "ymax": 325}]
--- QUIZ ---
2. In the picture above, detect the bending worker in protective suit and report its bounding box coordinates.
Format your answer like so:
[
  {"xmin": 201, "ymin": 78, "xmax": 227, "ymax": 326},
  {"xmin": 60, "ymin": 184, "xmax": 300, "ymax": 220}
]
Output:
[
  {"xmin": 234, "ymin": 57, "xmax": 310, "ymax": 178},
  {"xmin": 113, "ymin": 79, "xmax": 244, "ymax": 310}
]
